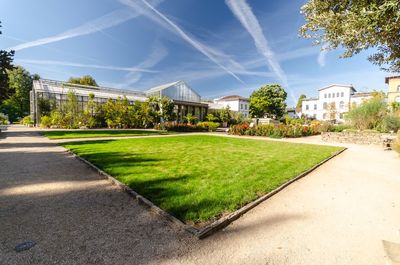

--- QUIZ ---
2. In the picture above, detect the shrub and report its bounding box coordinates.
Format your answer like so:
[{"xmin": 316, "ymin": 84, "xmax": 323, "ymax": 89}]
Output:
[
  {"xmin": 379, "ymin": 115, "xmax": 400, "ymax": 133},
  {"xmin": 50, "ymin": 111, "xmax": 64, "ymax": 128},
  {"xmin": 197, "ymin": 122, "xmax": 220, "ymax": 132},
  {"xmin": 0, "ymin": 113, "xmax": 9, "ymax": 125},
  {"xmin": 346, "ymin": 95, "xmax": 386, "ymax": 130},
  {"xmin": 40, "ymin": 115, "xmax": 52, "ymax": 128},
  {"xmin": 229, "ymin": 123, "xmax": 321, "ymax": 138},
  {"xmin": 22, "ymin": 115, "xmax": 33, "ymax": 126}
]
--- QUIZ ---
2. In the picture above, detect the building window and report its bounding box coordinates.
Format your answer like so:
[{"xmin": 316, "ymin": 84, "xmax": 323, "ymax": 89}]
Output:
[
  {"xmin": 324, "ymin": 94, "xmax": 327, "ymax": 98},
  {"xmin": 339, "ymin": 101, "xmax": 345, "ymax": 109},
  {"xmin": 306, "ymin": 105, "xmax": 309, "ymax": 110},
  {"xmin": 323, "ymin": 113, "xmax": 327, "ymax": 119},
  {"xmin": 313, "ymin": 114, "xmax": 317, "ymax": 119},
  {"xmin": 240, "ymin": 104, "xmax": 243, "ymax": 109},
  {"xmin": 336, "ymin": 92, "xmax": 339, "ymax": 97},
  {"xmin": 244, "ymin": 104, "xmax": 247, "ymax": 110},
  {"xmin": 314, "ymin": 104, "xmax": 317, "ymax": 110},
  {"xmin": 323, "ymin": 102, "xmax": 328, "ymax": 110},
  {"xmin": 332, "ymin": 93, "xmax": 335, "ymax": 98},
  {"xmin": 396, "ymin": 96, "xmax": 400, "ymax": 103},
  {"xmin": 397, "ymin": 85, "xmax": 400, "ymax": 92},
  {"xmin": 341, "ymin": 92, "xmax": 344, "ymax": 97},
  {"xmin": 328, "ymin": 93, "xmax": 331, "ymax": 98},
  {"xmin": 339, "ymin": 113, "xmax": 344, "ymax": 119}
]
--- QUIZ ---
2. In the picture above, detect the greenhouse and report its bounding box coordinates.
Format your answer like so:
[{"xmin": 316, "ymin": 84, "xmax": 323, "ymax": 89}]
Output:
[{"xmin": 30, "ymin": 79, "xmax": 208, "ymax": 124}]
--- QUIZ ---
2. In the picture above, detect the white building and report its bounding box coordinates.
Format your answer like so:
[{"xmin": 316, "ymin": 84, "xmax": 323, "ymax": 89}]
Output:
[
  {"xmin": 301, "ymin": 84, "xmax": 373, "ymax": 122},
  {"xmin": 212, "ymin": 95, "xmax": 250, "ymax": 118}
]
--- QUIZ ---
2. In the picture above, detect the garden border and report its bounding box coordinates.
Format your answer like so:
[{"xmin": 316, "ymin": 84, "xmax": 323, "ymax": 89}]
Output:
[{"xmin": 65, "ymin": 144, "xmax": 346, "ymax": 239}]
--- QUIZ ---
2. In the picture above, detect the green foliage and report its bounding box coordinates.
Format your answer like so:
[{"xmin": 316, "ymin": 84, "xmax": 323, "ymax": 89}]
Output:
[
  {"xmin": 40, "ymin": 115, "xmax": 52, "ymax": 128},
  {"xmin": 63, "ymin": 135, "xmax": 342, "ymax": 222},
  {"xmin": 379, "ymin": 115, "xmax": 400, "ymax": 133},
  {"xmin": 158, "ymin": 96, "xmax": 176, "ymax": 122},
  {"xmin": 0, "ymin": 22, "xmax": 15, "ymax": 104},
  {"xmin": 37, "ymin": 97, "xmax": 54, "ymax": 117},
  {"xmin": 296, "ymin": 94, "xmax": 306, "ymax": 112},
  {"xmin": 0, "ymin": 112, "xmax": 9, "ymax": 125},
  {"xmin": 0, "ymin": 99, "xmax": 18, "ymax": 122},
  {"xmin": 300, "ymin": 0, "xmax": 400, "ymax": 72},
  {"xmin": 249, "ymin": 84, "xmax": 287, "ymax": 119},
  {"xmin": 218, "ymin": 106, "xmax": 231, "ymax": 123},
  {"xmin": 22, "ymin": 115, "xmax": 33, "ymax": 126},
  {"xmin": 229, "ymin": 123, "xmax": 321, "ymax": 138},
  {"xmin": 4, "ymin": 66, "xmax": 33, "ymax": 120},
  {"xmin": 67, "ymin": 75, "xmax": 98, "ymax": 86},
  {"xmin": 184, "ymin": 113, "xmax": 197, "ymax": 125},
  {"xmin": 206, "ymin": 113, "xmax": 218, "ymax": 122},
  {"xmin": 346, "ymin": 95, "xmax": 387, "ymax": 130},
  {"xmin": 196, "ymin": 121, "xmax": 220, "ymax": 132}
]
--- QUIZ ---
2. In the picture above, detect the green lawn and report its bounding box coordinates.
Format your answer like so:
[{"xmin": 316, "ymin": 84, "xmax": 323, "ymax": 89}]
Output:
[
  {"xmin": 42, "ymin": 129, "xmax": 171, "ymax": 139},
  {"xmin": 63, "ymin": 135, "xmax": 343, "ymax": 224}
]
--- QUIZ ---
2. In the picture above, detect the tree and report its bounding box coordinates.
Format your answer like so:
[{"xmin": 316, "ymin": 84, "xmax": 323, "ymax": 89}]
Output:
[
  {"xmin": 296, "ymin": 94, "xmax": 306, "ymax": 113},
  {"xmin": 158, "ymin": 96, "xmax": 176, "ymax": 122},
  {"xmin": 346, "ymin": 93, "xmax": 387, "ymax": 130},
  {"xmin": 300, "ymin": 0, "xmax": 400, "ymax": 72},
  {"xmin": 67, "ymin": 75, "xmax": 98, "ymax": 86},
  {"xmin": 6, "ymin": 66, "xmax": 33, "ymax": 120},
  {"xmin": 219, "ymin": 106, "xmax": 231, "ymax": 123},
  {"xmin": 249, "ymin": 84, "xmax": 287, "ymax": 119},
  {"xmin": 0, "ymin": 21, "xmax": 15, "ymax": 103}
]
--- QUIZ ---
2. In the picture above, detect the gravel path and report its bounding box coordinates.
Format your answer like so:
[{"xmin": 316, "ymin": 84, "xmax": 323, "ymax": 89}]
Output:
[{"xmin": 1, "ymin": 125, "xmax": 399, "ymax": 265}]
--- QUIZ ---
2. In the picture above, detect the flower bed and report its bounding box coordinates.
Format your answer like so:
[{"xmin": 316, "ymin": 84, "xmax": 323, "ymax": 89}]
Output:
[{"xmin": 229, "ymin": 123, "xmax": 321, "ymax": 138}]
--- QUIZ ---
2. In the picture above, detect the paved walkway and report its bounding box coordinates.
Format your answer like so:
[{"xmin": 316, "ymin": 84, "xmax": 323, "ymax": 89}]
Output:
[{"xmin": 1, "ymin": 125, "xmax": 399, "ymax": 265}]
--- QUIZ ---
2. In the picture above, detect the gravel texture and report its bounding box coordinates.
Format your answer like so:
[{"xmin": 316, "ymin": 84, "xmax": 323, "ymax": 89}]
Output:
[{"xmin": 1, "ymin": 125, "xmax": 399, "ymax": 265}]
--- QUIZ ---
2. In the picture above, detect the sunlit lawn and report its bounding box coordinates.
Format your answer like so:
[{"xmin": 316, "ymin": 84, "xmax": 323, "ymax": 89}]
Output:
[
  {"xmin": 42, "ymin": 129, "xmax": 170, "ymax": 139},
  {"xmin": 63, "ymin": 135, "xmax": 343, "ymax": 223}
]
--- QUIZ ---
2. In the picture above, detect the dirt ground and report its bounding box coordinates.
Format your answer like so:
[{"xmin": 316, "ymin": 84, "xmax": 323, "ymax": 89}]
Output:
[{"xmin": 1, "ymin": 125, "xmax": 399, "ymax": 265}]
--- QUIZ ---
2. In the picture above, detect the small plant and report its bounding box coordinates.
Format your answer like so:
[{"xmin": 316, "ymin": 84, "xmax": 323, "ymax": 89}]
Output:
[
  {"xmin": 197, "ymin": 122, "xmax": 220, "ymax": 132},
  {"xmin": 22, "ymin": 115, "xmax": 33, "ymax": 126},
  {"xmin": 40, "ymin": 115, "xmax": 52, "ymax": 128},
  {"xmin": 0, "ymin": 113, "xmax": 9, "ymax": 125},
  {"xmin": 184, "ymin": 113, "xmax": 197, "ymax": 125}
]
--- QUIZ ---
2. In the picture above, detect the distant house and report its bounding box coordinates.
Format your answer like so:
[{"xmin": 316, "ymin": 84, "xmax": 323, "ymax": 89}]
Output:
[
  {"xmin": 385, "ymin": 76, "xmax": 400, "ymax": 105},
  {"xmin": 212, "ymin": 95, "xmax": 250, "ymax": 118},
  {"xmin": 301, "ymin": 84, "xmax": 373, "ymax": 122}
]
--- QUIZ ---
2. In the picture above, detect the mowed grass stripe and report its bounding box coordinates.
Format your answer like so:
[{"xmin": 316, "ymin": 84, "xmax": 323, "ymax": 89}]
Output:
[{"xmin": 63, "ymin": 135, "xmax": 343, "ymax": 223}]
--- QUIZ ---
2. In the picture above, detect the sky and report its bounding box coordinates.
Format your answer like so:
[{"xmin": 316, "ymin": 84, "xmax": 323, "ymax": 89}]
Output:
[{"xmin": 0, "ymin": 0, "xmax": 391, "ymax": 106}]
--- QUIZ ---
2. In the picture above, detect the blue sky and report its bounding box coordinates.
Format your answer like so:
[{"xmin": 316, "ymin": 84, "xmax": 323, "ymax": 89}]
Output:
[{"xmin": 0, "ymin": 0, "xmax": 390, "ymax": 105}]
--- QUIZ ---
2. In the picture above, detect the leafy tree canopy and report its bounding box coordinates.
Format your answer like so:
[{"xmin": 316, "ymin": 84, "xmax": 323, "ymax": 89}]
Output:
[
  {"xmin": 296, "ymin": 94, "xmax": 306, "ymax": 112},
  {"xmin": 300, "ymin": 0, "xmax": 400, "ymax": 72},
  {"xmin": 0, "ymin": 21, "xmax": 15, "ymax": 103},
  {"xmin": 5, "ymin": 66, "xmax": 33, "ymax": 120},
  {"xmin": 249, "ymin": 84, "xmax": 287, "ymax": 119},
  {"xmin": 67, "ymin": 75, "xmax": 98, "ymax": 86}
]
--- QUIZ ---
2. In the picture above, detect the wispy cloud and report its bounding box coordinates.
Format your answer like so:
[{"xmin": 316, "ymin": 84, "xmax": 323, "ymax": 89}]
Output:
[
  {"xmin": 318, "ymin": 43, "xmax": 329, "ymax": 67},
  {"xmin": 7, "ymin": 0, "xmax": 164, "ymax": 51},
  {"xmin": 119, "ymin": 42, "xmax": 168, "ymax": 87},
  {"xmin": 225, "ymin": 0, "xmax": 288, "ymax": 87},
  {"xmin": 120, "ymin": 0, "xmax": 245, "ymax": 84},
  {"xmin": 15, "ymin": 59, "xmax": 159, "ymax": 73}
]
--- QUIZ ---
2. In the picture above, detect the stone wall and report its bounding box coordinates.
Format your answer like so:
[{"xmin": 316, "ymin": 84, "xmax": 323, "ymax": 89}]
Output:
[{"xmin": 321, "ymin": 131, "xmax": 390, "ymax": 145}]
